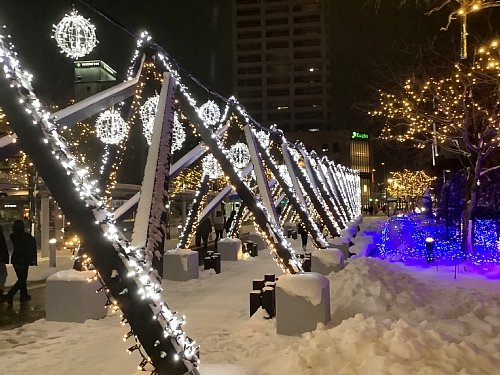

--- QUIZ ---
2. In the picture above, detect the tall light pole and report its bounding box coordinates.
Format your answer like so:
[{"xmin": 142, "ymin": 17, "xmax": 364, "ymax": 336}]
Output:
[{"xmin": 381, "ymin": 162, "xmax": 387, "ymax": 215}]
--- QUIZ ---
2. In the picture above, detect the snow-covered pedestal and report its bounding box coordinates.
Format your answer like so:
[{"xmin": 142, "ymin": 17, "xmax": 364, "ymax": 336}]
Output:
[
  {"xmin": 163, "ymin": 249, "xmax": 199, "ymax": 281},
  {"xmin": 275, "ymin": 273, "xmax": 330, "ymax": 336},
  {"xmin": 248, "ymin": 232, "xmax": 266, "ymax": 251},
  {"xmin": 46, "ymin": 270, "xmax": 107, "ymax": 323},
  {"xmin": 217, "ymin": 238, "xmax": 243, "ymax": 261},
  {"xmin": 311, "ymin": 248, "xmax": 344, "ymax": 275},
  {"xmin": 328, "ymin": 237, "xmax": 350, "ymax": 259}
]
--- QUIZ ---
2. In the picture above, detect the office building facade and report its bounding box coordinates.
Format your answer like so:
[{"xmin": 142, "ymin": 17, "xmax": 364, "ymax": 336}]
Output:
[{"xmin": 232, "ymin": 0, "xmax": 331, "ymax": 132}]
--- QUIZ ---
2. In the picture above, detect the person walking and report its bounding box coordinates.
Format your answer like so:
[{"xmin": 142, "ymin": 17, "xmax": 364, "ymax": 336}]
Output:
[
  {"xmin": 4, "ymin": 220, "xmax": 37, "ymax": 305},
  {"xmin": 213, "ymin": 211, "xmax": 225, "ymax": 247},
  {"xmin": 0, "ymin": 225, "xmax": 9, "ymax": 301},
  {"xmin": 297, "ymin": 221, "xmax": 308, "ymax": 251},
  {"xmin": 196, "ymin": 217, "xmax": 212, "ymax": 249},
  {"xmin": 225, "ymin": 210, "xmax": 236, "ymax": 235}
]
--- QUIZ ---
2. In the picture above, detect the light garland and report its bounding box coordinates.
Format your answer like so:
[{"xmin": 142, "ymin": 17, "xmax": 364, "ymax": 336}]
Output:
[
  {"xmin": 172, "ymin": 114, "xmax": 185, "ymax": 152},
  {"xmin": 52, "ymin": 10, "xmax": 98, "ymax": 59},
  {"xmin": 0, "ymin": 29, "xmax": 199, "ymax": 373},
  {"xmin": 202, "ymin": 153, "xmax": 222, "ymax": 180},
  {"xmin": 228, "ymin": 142, "xmax": 251, "ymax": 170},
  {"xmin": 255, "ymin": 129, "xmax": 270, "ymax": 149},
  {"xmin": 197, "ymin": 100, "xmax": 220, "ymax": 128},
  {"xmin": 95, "ymin": 109, "xmax": 128, "ymax": 145},
  {"xmin": 139, "ymin": 94, "xmax": 159, "ymax": 145},
  {"xmin": 387, "ymin": 169, "xmax": 436, "ymax": 201}
]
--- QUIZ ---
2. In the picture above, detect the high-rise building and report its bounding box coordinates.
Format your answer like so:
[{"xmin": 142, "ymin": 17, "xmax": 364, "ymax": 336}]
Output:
[
  {"xmin": 74, "ymin": 60, "xmax": 117, "ymax": 102},
  {"xmin": 232, "ymin": 0, "xmax": 331, "ymax": 132}
]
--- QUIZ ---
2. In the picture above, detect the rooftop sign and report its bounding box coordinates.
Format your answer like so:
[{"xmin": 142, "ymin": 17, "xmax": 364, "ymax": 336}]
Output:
[{"xmin": 352, "ymin": 131, "xmax": 369, "ymax": 140}]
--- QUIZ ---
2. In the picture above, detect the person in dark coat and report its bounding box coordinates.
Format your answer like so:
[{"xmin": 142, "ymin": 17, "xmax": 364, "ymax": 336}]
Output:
[
  {"xmin": 4, "ymin": 220, "xmax": 37, "ymax": 305},
  {"xmin": 225, "ymin": 210, "xmax": 236, "ymax": 235},
  {"xmin": 297, "ymin": 221, "xmax": 308, "ymax": 251},
  {"xmin": 195, "ymin": 217, "xmax": 212, "ymax": 248},
  {"xmin": 0, "ymin": 225, "xmax": 9, "ymax": 300}
]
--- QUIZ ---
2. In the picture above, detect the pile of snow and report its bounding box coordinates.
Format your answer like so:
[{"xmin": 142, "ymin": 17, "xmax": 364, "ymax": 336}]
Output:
[
  {"xmin": 3, "ymin": 246, "xmax": 500, "ymax": 375},
  {"xmin": 312, "ymin": 249, "xmax": 343, "ymax": 266},
  {"xmin": 277, "ymin": 273, "xmax": 328, "ymax": 306},
  {"xmin": 295, "ymin": 257, "xmax": 500, "ymax": 374}
]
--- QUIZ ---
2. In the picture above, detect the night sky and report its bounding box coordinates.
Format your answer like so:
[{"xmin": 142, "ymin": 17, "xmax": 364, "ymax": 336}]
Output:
[{"xmin": 1, "ymin": 1, "xmax": 500, "ymax": 172}]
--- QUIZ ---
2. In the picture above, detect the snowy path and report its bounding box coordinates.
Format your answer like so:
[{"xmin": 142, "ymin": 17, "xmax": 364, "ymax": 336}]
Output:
[{"xmin": 2, "ymin": 219, "xmax": 500, "ymax": 375}]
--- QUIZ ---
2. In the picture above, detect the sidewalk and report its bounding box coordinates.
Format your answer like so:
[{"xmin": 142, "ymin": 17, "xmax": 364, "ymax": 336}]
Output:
[{"xmin": 4, "ymin": 250, "xmax": 74, "ymax": 288}]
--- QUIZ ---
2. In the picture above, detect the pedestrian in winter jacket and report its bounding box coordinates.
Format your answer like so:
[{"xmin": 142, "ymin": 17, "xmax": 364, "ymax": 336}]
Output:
[
  {"xmin": 4, "ymin": 220, "xmax": 37, "ymax": 305},
  {"xmin": 195, "ymin": 217, "xmax": 212, "ymax": 248},
  {"xmin": 0, "ymin": 225, "xmax": 9, "ymax": 300},
  {"xmin": 213, "ymin": 211, "xmax": 225, "ymax": 247}
]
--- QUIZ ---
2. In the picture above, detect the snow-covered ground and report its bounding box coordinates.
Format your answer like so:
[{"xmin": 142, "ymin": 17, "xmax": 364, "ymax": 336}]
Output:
[{"xmin": 2, "ymin": 217, "xmax": 500, "ymax": 374}]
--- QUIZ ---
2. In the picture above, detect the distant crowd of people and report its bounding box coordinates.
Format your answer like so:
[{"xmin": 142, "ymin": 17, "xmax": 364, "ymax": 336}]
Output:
[
  {"xmin": 195, "ymin": 210, "xmax": 237, "ymax": 249},
  {"xmin": 0, "ymin": 220, "xmax": 38, "ymax": 306}
]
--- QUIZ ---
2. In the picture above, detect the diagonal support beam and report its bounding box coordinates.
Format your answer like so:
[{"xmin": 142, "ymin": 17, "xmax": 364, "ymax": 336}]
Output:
[
  {"xmin": 178, "ymin": 100, "xmax": 301, "ymax": 274},
  {"xmin": 244, "ymin": 125, "xmax": 279, "ymax": 226},
  {"xmin": 131, "ymin": 72, "xmax": 175, "ymax": 276},
  {"xmin": 113, "ymin": 123, "xmax": 230, "ymax": 221},
  {"xmin": 50, "ymin": 56, "xmax": 146, "ymax": 128},
  {"xmin": 0, "ymin": 36, "xmax": 198, "ymax": 375}
]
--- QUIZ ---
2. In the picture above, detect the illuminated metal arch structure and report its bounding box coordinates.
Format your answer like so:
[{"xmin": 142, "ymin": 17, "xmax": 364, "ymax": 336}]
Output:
[{"xmin": 0, "ymin": 4, "xmax": 361, "ymax": 375}]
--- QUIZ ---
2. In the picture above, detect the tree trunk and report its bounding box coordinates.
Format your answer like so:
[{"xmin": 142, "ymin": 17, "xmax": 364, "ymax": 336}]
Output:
[{"xmin": 461, "ymin": 159, "xmax": 482, "ymax": 254}]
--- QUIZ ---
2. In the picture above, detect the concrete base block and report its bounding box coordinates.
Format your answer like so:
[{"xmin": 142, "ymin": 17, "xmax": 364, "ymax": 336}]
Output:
[
  {"xmin": 164, "ymin": 249, "xmax": 199, "ymax": 281},
  {"xmin": 276, "ymin": 273, "xmax": 330, "ymax": 336},
  {"xmin": 328, "ymin": 237, "xmax": 350, "ymax": 259},
  {"xmin": 217, "ymin": 238, "xmax": 243, "ymax": 261},
  {"xmin": 311, "ymin": 248, "xmax": 344, "ymax": 275},
  {"xmin": 46, "ymin": 270, "xmax": 108, "ymax": 323},
  {"xmin": 249, "ymin": 232, "xmax": 266, "ymax": 251}
]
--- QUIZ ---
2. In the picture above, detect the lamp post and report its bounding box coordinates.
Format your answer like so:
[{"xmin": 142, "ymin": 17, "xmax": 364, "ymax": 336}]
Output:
[{"xmin": 381, "ymin": 163, "xmax": 386, "ymax": 215}]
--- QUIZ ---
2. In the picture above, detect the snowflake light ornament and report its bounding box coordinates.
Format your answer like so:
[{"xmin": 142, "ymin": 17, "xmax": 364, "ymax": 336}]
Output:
[
  {"xmin": 140, "ymin": 95, "xmax": 159, "ymax": 145},
  {"xmin": 255, "ymin": 129, "xmax": 270, "ymax": 149},
  {"xmin": 202, "ymin": 154, "xmax": 222, "ymax": 180},
  {"xmin": 198, "ymin": 100, "xmax": 221, "ymax": 127},
  {"xmin": 53, "ymin": 10, "xmax": 98, "ymax": 59},
  {"xmin": 95, "ymin": 109, "xmax": 128, "ymax": 145},
  {"xmin": 228, "ymin": 142, "xmax": 251, "ymax": 170},
  {"xmin": 172, "ymin": 114, "xmax": 186, "ymax": 152}
]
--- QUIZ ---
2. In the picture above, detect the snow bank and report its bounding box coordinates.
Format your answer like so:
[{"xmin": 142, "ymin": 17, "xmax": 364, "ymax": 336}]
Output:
[
  {"xmin": 312, "ymin": 249, "xmax": 343, "ymax": 266},
  {"xmin": 218, "ymin": 237, "xmax": 240, "ymax": 243},
  {"xmin": 46, "ymin": 269, "xmax": 96, "ymax": 282},
  {"xmin": 277, "ymin": 273, "xmax": 329, "ymax": 306},
  {"xmin": 3, "ymin": 242, "xmax": 500, "ymax": 375}
]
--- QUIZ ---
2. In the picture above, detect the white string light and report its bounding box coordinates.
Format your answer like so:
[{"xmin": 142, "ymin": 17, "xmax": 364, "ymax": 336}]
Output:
[
  {"xmin": 139, "ymin": 95, "xmax": 159, "ymax": 145},
  {"xmin": 172, "ymin": 114, "xmax": 185, "ymax": 152},
  {"xmin": 52, "ymin": 10, "xmax": 98, "ymax": 59},
  {"xmin": 197, "ymin": 100, "xmax": 220, "ymax": 127},
  {"xmin": 228, "ymin": 142, "xmax": 251, "ymax": 170},
  {"xmin": 95, "ymin": 109, "xmax": 128, "ymax": 145},
  {"xmin": 202, "ymin": 153, "xmax": 222, "ymax": 179},
  {"xmin": 255, "ymin": 129, "xmax": 270, "ymax": 149}
]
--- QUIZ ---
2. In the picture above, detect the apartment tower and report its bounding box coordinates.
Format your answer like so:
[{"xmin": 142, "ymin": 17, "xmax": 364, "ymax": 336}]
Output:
[{"xmin": 232, "ymin": 0, "xmax": 331, "ymax": 132}]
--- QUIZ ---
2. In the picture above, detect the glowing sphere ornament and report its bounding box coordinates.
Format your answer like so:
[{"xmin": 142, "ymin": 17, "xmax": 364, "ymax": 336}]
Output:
[
  {"xmin": 202, "ymin": 154, "xmax": 222, "ymax": 180},
  {"xmin": 198, "ymin": 100, "xmax": 221, "ymax": 127},
  {"xmin": 228, "ymin": 142, "xmax": 251, "ymax": 170},
  {"xmin": 172, "ymin": 114, "xmax": 186, "ymax": 152},
  {"xmin": 95, "ymin": 110, "xmax": 128, "ymax": 145},
  {"xmin": 53, "ymin": 10, "xmax": 98, "ymax": 59},
  {"xmin": 255, "ymin": 130, "xmax": 270, "ymax": 149},
  {"xmin": 140, "ymin": 95, "xmax": 159, "ymax": 145}
]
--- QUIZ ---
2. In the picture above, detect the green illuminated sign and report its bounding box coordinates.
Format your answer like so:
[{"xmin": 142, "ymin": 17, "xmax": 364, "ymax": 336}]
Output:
[{"xmin": 352, "ymin": 131, "xmax": 369, "ymax": 140}]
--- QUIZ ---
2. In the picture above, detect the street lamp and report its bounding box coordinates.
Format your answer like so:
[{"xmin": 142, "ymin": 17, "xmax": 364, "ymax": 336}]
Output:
[{"xmin": 381, "ymin": 163, "xmax": 386, "ymax": 214}]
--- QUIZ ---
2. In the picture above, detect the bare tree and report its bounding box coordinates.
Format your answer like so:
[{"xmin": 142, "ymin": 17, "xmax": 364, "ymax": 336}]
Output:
[{"xmin": 371, "ymin": 40, "xmax": 500, "ymax": 252}]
